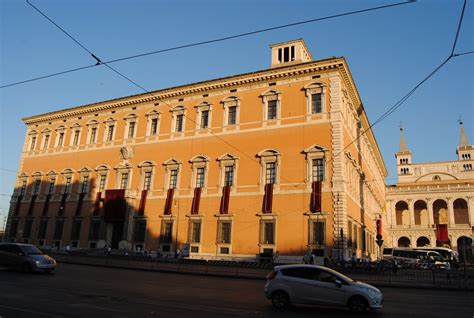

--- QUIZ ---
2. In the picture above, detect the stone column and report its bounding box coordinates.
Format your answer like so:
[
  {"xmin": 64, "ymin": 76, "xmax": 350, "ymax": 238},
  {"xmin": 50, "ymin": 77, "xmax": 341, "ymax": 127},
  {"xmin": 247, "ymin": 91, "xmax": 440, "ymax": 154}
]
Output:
[
  {"xmin": 389, "ymin": 200, "xmax": 397, "ymax": 228},
  {"xmin": 426, "ymin": 198, "xmax": 434, "ymax": 227},
  {"xmin": 408, "ymin": 199, "xmax": 415, "ymax": 227},
  {"xmin": 467, "ymin": 196, "xmax": 474, "ymax": 227},
  {"xmin": 447, "ymin": 197, "xmax": 455, "ymax": 226}
]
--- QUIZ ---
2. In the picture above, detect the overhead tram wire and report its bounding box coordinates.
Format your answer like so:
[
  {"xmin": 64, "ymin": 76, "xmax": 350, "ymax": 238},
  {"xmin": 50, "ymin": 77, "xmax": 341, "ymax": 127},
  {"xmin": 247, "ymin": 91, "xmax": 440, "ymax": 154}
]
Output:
[
  {"xmin": 1, "ymin": 0, "xmax": 415, "ymax": 89},
  {"xmin": 326, "ymin": 0, "xmax": 469, "ymax": 166}
]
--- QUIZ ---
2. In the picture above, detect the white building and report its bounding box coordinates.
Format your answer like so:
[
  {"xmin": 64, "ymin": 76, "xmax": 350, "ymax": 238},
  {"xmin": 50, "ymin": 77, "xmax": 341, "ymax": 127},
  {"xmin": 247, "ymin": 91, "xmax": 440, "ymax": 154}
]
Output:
[{"xmin": 386, "ymin": 123, "xmax": 473, "ymax": 260}]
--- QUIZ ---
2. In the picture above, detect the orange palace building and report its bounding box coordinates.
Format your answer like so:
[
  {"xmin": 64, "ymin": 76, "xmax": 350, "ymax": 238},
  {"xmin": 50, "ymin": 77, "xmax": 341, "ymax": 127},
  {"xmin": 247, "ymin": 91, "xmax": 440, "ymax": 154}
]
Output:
[{"xmin": 6, "ymin": 39, "xmax": 388, "ymax": 261}]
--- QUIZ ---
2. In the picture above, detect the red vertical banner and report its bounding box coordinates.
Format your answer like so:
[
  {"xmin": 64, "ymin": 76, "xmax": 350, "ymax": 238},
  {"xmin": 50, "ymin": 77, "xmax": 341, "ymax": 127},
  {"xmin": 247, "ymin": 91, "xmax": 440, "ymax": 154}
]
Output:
[
  {"xmin": 377, "ymin": 219, "xmax": 382, "ymax": 235},
  {"xmin": 263, "ymin": 183, "xmax": 273, "ymax": 213},
  {"xmin": 93, "ymin": 192, "xmax": 102, "ymax": 216},
  {"xmin": 104, "ymin": 189, "xmax": 126, "ymax": 222},
  {"xmin": 219, "ymin": 185, "xmax": 231, "ymax": 214},
  {"xmin": 436, "ymin": 224, "xmax": 449, "ymax": 243},
  {"xmin": 164, "ymin": 188, "xmax": 174, "ymax": 215},
  {"xmin": 191, "ymin": 187, "xmax": 202, "ymax": 214},
  {"xmin": 138, "ymin": 190, "xmax": 148, "ymax": 216},
  {"xmin": 310, "ymin": 181, "xmax": 321, "ymax": 213}
]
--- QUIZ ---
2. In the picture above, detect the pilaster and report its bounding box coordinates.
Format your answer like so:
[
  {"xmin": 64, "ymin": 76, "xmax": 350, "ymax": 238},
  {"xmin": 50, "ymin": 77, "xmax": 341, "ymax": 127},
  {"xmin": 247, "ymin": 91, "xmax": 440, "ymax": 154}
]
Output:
[
  {"xmin": 426, "ymin": 198, "xmax": 434, "ymax": 226},
  {"xmin": 447, "ymin": 197, "xmax": 455, "ymax": 225}
]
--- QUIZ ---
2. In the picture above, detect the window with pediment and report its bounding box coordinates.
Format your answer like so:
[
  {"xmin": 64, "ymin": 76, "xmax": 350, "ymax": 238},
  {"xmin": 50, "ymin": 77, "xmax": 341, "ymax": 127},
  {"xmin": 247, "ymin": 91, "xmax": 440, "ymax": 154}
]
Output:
[
  {"xmin": 104, "ymin": 118, "xmax": 117, "ymax": 142},
  {"xmin": 55, "ymin": 126, "xmax": 66, "ymax": 148},
  {"xmin": 87, "ymin": 120, "xmax": 99, "ymax": 144},
  {"xmin": 222, "ymin": 96, "xmax": 240, "ymax": 126},
  {"xmin": 304, "ymin": 82, "xmax": 327, "ymax": 115},
  {"xmin": 261, "ymin": 90, "xmax": 281, "ymax": 121},
  {"xmin": 41, "ymin": 128, "xmax": 51, "ymax": 150},
  {"xmin": 124, "ymin": 114, "xmax": 138, "ymax": 140},
  {"xmin": 70, "ymin": 123, "xmax": 82, "ymax": 146},
  {"xmin": 146, "ymin": 110, "xmax": 161, "ymax": 136},
  {"xmin": 170, "ymin": 106, "xmax": 186, "ymax": 133},
  {"xmin": 195, "ymin": 102, "xmax": 212, "ymax": 130}
]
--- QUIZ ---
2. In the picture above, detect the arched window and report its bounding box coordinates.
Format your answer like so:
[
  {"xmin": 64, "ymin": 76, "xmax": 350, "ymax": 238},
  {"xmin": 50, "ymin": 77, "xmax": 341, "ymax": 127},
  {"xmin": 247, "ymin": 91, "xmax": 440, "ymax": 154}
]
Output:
[
  {"xmin": 414, "ymin": 200, "xmax": 428, "ymax": 225},
  {"xmin": 453, "ymin": 198, "xmax": 469, "ymax": 224},
  {"xmin": 398, "ymin": 236, "xmax": 411, "ymax": 247},
  {"xmin": 416, "ymin": 236, "xmax": 430, "ymax": 247},
  {"xmin": 395, "ymin": 201, "xmax": 409, "ymax": 225}
]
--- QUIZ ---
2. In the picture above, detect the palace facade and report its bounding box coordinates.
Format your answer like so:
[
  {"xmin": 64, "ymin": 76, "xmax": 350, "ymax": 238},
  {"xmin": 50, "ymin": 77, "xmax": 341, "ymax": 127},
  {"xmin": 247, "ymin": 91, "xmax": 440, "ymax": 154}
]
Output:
[
  {"xmin": 386, "ymin": 125, "xmax": 473, "ymax": 260},
  {"xmin": 6, "ymin": 39, "xmax": 387, "ymax": 261}
]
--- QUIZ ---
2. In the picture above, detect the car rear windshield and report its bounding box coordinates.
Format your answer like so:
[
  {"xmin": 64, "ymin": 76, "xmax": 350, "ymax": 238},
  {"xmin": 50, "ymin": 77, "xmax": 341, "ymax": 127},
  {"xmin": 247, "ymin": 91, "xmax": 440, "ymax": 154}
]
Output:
[{"xmin": 21, "ymin": 245, "xmax": 44, "ymax": 255}]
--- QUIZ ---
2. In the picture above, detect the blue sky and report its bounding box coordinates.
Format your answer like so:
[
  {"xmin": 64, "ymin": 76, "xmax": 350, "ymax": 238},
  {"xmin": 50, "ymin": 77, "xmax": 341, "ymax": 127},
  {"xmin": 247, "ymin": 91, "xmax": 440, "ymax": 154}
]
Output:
[{"xmin": 1, "ymin": 0, "xmax": 473, "ymax": 230}]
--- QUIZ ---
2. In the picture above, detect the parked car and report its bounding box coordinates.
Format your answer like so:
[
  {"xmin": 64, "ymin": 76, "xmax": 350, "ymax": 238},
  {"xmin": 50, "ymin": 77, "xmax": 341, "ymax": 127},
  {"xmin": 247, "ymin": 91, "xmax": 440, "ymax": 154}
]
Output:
[
  {"xmin": 0, "ymin": 243, "xmax": 57, "ymax": 273},
  {"xmin": 264, "ymin": 264, "xmax": 383, "ymax": 312}
]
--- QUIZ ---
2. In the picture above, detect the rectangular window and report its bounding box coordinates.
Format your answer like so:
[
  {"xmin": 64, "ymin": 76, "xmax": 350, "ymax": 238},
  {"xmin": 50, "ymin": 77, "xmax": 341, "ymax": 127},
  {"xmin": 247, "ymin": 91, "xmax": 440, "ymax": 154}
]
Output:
[
  {"xmin": 99, "ymin": 175, "xmax": 107, "ymax": 191},
  {"xmin": 53, "ymin": 220, "xmax": 64, "ymax": 240},
  {"xmin": 190, "ymin": 221, "xmax": 201, "ymax": 243},
  {"xmin": 219, "ymin": 221, "xmax": 231, "ymax": 244},
  {"xmin": 128, "ymin": 122, "xmax": 136, "ymax": 139},
  {"xmin": 200, "ymin": 110, "xmax": 209, "ymax": 129},
  {"xmin": 120, "ymin": 173, "xmax": 129, "ymax": 190},
  {"xmin": 228, "ymin": 106, "xmax": 237, "ymax": 125},
  {"xmin": 20, "ymin": 181, "xmax": 27, "ymax": 196},
  {"xmin": 311, "ymin": 93, "xmax": 322, "ymax": 114},
  {"xmin": 71, "ymin": 220, "xmax": 82, "ymax": 241},
  {"xmin": 267, "ymin": 100, "xmax": 277, "ymax": 120},
  {"xmin": 33, "ymin": 179, "xmax": 41, "ymax": 195},
  {"xmin": 311, "ymin": 221, "xmax": 325, "ymax": 245},
  {"xmin": 81, "ymin": 176, "xmax": 89, "ymax": 193},
  {"xmin": 150, "ymin": 118, "xmax": 158, "ymax": 135},
  {"xmin": 134, "ymin": 220, "xmax": 147, "ymax": 242},
  {"xmin": 169, "ymin": 169, "xmax": 178, "ymax": 189},
  {"xmin": 196, "ymin": 167, "xmax": 205, "ymax": 188},
  {"xmin": 89, "ymin": 221, "xmax": 101, "ymax": 240},
  {"xmin": 106, "ymin": 125, "xmax": 114, "ymax": 141},
  {"xmin": 37, "ymin": 220, "xmax": 48, "ymax": 239},
  {"xmin": 224, "ymin": 166, "xmax": 234, "ymax": 186},
  {"xmin": 89, "ymin": 127, "xmax": 97, "ymax": 144},
  {"xmin": 266, "ymin": 162, "xmax": 276, "ymax": 184},
  {"xmin": 262, "ymin": 221, "xmax": 275, "ymax": 244},
  {"xmin": 312, "ymin": 159, "xmax": 324, "ymax": 182},
  {"xmin": 48, "ymin": 179, "xmax": 56, "ymax": 195},
  {"xmin": 143, "ymin": 171, "xmax": 152, "ymax": 190},
  {"xmin": 30, "ymin": 136, "xmax": 37, "ymax": 151},
  {"xmin": 64, "ymin": 177, "xmax": 72, "ymax": 194},
  {"xmin": 57, "ymin": 133, "xmax": 64, "ymax": 148},
  {"xmin": 73, "ymin": 130, "xmax": 80, "ymax": 145},
  {"xmin": 23, "ymin": 220, "xmax": 33, "ymax": 238},
  {"xmin": 175, "ymin": 114, "xmax": 184, "ymax": 132},
  {"xmin": 162, "ymin": 221, "xmax": 173, "ymax": 243},
  {"xmin": 43, "ymin": 135, "xmax": 50, "ymax": 149}
]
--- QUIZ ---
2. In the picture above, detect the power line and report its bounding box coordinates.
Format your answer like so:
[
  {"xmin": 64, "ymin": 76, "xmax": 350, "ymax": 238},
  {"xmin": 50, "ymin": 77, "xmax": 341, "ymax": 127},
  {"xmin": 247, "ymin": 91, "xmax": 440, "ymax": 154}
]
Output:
[
  {"xmin": 1, "ymin": 0, "xmax": 415, "ymax": 89},
  {"xmin": 0, "ymin": 168, "xmax": 18, "ymax": 173},
  {"xmin": 453, "ymin": 50, "xmax": 474, "ymax": 57},
  {"xmin": 450, "ymin": 0, "xmax": 467, "ymax": 57}
]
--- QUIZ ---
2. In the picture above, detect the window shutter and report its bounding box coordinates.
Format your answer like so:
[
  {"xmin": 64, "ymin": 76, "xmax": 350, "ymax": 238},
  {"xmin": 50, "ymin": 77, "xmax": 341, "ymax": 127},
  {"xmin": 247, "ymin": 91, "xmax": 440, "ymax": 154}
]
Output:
[
  {"xmin": 263, "ymin": 183, "xmax": 273, "ymax": 213},
  {"xmin": 42, "ymin": 194, "xmax": 51, "ymax": 216},
  {"xmin": 58, "ymin": 193, "xmax": 68, "ymax": 216},
  {"xmin": 93, "ymin": 192, "xmax": 102, "ymax": 216},
  {"xmin": 219, "ymin": 185, "xmax": 231, "ymax": 214},
  {"xmin": 75, "ymin": 192, "xmax": 85, "ymax": 216},
  {"xmin": 28, "ymin": 194, "xmax": 37, "ymax": 216}
]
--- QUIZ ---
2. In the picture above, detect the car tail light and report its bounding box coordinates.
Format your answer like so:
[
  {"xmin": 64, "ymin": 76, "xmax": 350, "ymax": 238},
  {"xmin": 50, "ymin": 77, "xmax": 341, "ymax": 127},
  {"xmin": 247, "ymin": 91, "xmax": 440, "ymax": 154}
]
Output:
[{"xmin": 266, "ymin": 270, "xmax": 277, "ymax": 280}]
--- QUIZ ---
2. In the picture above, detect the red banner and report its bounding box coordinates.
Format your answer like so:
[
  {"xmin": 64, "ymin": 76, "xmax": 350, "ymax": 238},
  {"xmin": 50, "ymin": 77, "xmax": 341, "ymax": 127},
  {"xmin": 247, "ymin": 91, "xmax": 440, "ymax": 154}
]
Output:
[
  {"xmin": 191, "ymin": 187, "xmax": 202, "ymax": 214},
  {"xmin": 92, "ymin": 192, "xmax": 102, "ymax": 216},
  {"xmin": 310, "ymin": 181, "xmax": 321, "ymax": 213},
  {"xmin": 164, "ymin": 188, "xmax": 174, "ymax": 215},
  {"xmin": 104, "ymin": 189, "xmax": 126, "ymax": 222},
  {"xmin": 262, "ymin": 183, "xmax": 273, "ymax": 213},
  {"xmin": 436, "ymin": 224, "xmax": 449, "ymax": 243},
  {"xmin": 219, "ymin": 185, "xmax": 231, "ymax": 214},
  {"xmin": 138, "ymin": 190, "xmax": 148, "ymax": 215}
]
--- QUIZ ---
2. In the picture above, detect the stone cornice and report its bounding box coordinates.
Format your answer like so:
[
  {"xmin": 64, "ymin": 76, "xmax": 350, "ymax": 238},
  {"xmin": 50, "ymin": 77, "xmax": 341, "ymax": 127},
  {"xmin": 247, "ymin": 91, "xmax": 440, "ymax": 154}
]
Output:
[{"xmin": 23, "ymin": 57, "xmax": 345, "ymax": 125}]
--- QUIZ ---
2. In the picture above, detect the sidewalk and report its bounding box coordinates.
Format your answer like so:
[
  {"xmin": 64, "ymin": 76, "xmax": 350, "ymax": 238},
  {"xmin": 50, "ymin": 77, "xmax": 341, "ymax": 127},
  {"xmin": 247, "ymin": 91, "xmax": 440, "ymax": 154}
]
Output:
[{"xmin": 52, "ymin": 253, "xmax": 474, "ymax": 290}]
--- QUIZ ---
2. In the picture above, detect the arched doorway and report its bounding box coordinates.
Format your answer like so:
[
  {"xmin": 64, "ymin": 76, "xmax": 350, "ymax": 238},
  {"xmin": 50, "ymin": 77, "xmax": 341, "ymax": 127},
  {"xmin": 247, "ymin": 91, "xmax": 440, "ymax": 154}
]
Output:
[
  {"xmin": 433, "ymin": 199, "xmax": 448, "ymax": 224},
  {"xmin": 396, "ymin": 201, "xmax": 409, "ymax": 226},
  {"xmin": 398, "ymin": 236, "xmax": 410, "ymax": 247},
  {"xmin": 453, "ymin": 199, "xmax": 469, "ymax": 224},
  {"xmin": 457, "ymin": 236, "xmax": 473, "ymax": 263},
  {"xmin": 416, "ymin": 236, "xmax": 430, "ymax": 247},
  {"xmin": 414, "ymin": 200, "xmax": 428, "ymax": 225}
]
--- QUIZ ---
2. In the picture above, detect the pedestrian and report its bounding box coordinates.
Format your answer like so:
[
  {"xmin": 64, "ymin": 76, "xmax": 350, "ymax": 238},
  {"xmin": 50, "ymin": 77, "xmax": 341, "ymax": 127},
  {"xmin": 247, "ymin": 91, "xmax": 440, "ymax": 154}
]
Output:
[
  {"xmin": 303, "ymin": 254, "xmax": 310, "ymax": 264},
  {"xmin": 273, "ymin": 251, "xmax": 279, "ymax": 264},
  {"xmin": 107, "ymin": 246, "xmax": 111, "ymax": 256},
  {"xmin": 310, "ymin": 253, "xmax": 316, "ymax": 265},
  {"xmin": 65, "ymin": 245, "xmax": 70, "ymax": 254}
]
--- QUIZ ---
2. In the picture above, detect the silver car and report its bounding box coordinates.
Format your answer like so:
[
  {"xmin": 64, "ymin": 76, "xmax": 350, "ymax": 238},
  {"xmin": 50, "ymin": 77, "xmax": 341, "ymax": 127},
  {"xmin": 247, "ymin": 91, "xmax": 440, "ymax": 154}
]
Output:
[
  {"xmin": 0, "ymin": 243, "xmax": 56, "ymax": 273},
  {"xmin": 264, "ymin": 264, "xmax": 383, "ymax": 312}
]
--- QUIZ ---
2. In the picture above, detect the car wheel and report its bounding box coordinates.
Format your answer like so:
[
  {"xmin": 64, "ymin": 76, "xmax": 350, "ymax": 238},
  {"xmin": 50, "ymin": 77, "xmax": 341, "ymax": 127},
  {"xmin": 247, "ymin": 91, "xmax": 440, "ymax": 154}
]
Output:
[
  {"xmin": 271, "ymin": 291, "xmax": 291, "ymax": 310},
  {"xmin": 348, "ymin": 296, "xmax": 368, "ymax": 313},
  {"xmin": 21, "ymin": 262, "xmax": 32, "ymax": 274}
]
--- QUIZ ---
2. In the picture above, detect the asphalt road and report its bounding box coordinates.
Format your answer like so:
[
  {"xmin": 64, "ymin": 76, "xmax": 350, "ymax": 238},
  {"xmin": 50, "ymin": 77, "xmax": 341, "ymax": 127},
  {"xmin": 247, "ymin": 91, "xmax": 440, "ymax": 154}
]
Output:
[{"xmin": 0, "ymin": 263, "xmax": 472, "ymax": 318}]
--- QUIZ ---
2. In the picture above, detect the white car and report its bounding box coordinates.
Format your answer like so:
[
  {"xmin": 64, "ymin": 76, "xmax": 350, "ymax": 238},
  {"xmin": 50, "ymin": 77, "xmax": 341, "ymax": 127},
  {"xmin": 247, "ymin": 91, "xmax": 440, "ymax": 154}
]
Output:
[{"xmin": 264, "ymin": 264, "xmax": 383, "ymax": 312}]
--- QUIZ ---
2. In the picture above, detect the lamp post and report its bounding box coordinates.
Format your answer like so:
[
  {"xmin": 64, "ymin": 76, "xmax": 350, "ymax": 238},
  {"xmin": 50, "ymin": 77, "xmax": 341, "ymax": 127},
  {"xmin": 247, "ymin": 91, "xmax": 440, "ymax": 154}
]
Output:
[{"xmin": 174, "ymin": 199, "xmax": 180, "ymax": 258}]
